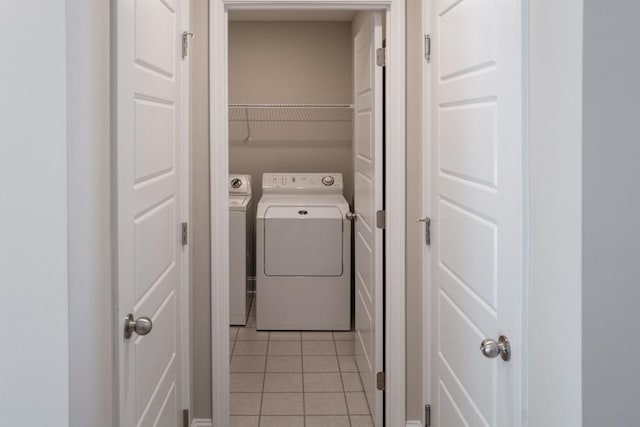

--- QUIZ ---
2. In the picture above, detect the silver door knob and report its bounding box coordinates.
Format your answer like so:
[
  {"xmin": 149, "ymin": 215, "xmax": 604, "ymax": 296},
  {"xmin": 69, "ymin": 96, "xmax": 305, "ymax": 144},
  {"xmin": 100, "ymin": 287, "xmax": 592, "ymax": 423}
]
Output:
[
  {"xmin": 346, "ymin": 212, "xmax": 358, "ymax": 221},
  {"xmin": 480, "ymin": 335, "xmax": 511, "ymax": 361},
  {"xmin": 124, "ymin": 313, "xmax": 153, "ymax": 339}
]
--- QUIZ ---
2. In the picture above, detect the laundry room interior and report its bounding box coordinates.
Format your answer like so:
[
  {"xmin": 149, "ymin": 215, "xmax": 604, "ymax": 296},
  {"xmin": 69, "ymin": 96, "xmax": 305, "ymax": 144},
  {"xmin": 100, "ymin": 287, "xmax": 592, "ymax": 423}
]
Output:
[
  {"xmin": 227, "ymin": 15, "xmax": 356, "ymax": 298},
  {"xmin": 204, "ymin": 10, "xmax": 383, "ymax": 424}
]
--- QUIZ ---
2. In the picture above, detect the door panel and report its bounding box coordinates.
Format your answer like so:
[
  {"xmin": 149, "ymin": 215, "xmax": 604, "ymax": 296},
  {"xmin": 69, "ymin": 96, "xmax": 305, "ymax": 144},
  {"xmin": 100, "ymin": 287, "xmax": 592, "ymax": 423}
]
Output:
[
  {"xmin": 353, "ymin": 11, "xmax": 383, "ymax": 426},
  {"xmin": 438, "ymin": 0, "xmax": 495, "ymax": 79},
  {"xmin": 116, "ymin": 0, "xmax": 183, "ymax": 425},
  {"xmin": 429, "ymin": 0, "xmax": 523, "ymax": 425},
  {"xmin": 134, "ymin": 101, "xmax": 175, "ymax": 182}
]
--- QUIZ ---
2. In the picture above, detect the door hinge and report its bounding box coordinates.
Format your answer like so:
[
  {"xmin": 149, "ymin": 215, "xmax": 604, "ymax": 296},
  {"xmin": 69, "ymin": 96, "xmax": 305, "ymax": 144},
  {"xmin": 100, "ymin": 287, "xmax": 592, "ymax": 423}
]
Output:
[
  {"xmin": 424, "ymin": 34, "xmax": 431, "ymax": 63},
  {"xmin": 425, "ymin": 217, "xmax": 431, "ymax": 245},
  {"xmin": 376, "ymin": 371, "xmax": 385, "ymax": 391},
  {"xmin": 417, "ymin": 217, "xmax": 431, "ymax": 245},
  {"xmin": 182, "ymin": 409, "xmax": 189, "ymax": 427},
  {"xmin": 376, "ymin": 210, "xmax": 386, "ymax": 229},
  {"xmin": 425, "ymin": 404, "xmax": 431, "ymax": 426},
  {"xmin": 181, "ymin": 222, "xmax": 188, "ymax": 246},
  {"xmin": 181, "ymin": 31, "xmax": 194, "ymax": 60},
  {"xmin": 376, "ymin": 47, "xmax": 386, "ymax": 67}
]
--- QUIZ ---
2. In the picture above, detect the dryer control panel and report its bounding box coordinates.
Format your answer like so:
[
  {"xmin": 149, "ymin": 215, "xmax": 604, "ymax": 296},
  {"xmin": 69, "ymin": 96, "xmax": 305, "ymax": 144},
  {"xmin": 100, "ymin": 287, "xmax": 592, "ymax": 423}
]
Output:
[{"xmin": 262, "ymin": 173, "xmax": 343, "ymax": 194}]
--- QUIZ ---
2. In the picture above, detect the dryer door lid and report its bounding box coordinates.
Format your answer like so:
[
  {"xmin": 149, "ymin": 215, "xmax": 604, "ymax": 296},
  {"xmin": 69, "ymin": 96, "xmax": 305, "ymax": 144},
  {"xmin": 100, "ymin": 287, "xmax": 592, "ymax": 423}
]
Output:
[{"xmin": 264, "ymin": 206, "xmax": 343, "ymax": 277}]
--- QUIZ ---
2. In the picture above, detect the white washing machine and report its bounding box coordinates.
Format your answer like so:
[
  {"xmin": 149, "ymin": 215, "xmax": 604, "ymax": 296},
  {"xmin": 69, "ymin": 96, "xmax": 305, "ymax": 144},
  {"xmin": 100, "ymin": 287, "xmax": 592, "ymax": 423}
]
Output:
[
  {"xmin": 229, "ymin": 174, "xmax": 253, "ymax": 325},
  {"xmin": 256, "ymin": 173, "xmax": 351, "ymax": 331}
]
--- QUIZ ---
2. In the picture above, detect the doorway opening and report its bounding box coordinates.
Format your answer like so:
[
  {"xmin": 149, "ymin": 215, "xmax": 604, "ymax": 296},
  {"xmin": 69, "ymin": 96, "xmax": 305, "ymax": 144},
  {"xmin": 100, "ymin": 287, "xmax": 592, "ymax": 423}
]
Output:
[{"xmin": 209, "ymin": 2, "xmax": 406, "ymax": 427}]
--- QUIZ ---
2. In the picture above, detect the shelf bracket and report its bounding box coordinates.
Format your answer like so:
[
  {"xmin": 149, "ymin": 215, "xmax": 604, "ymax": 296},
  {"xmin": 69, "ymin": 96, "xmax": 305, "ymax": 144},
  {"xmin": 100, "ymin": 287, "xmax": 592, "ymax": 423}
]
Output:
[{"xmin": 244, "ymin": 107, "xmax": 252, "ymax": 143}]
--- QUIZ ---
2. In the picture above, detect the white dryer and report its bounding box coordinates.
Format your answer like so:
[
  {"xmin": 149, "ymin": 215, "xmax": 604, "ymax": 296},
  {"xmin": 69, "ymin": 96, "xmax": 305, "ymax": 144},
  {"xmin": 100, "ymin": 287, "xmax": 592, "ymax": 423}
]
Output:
[
  {"xmin": 229, "ymin": 174, "xmax": 253, "ymax": 325},
  {"xmin": 256, "ymin": 173, "xmax": 351, "ymax": 331}
]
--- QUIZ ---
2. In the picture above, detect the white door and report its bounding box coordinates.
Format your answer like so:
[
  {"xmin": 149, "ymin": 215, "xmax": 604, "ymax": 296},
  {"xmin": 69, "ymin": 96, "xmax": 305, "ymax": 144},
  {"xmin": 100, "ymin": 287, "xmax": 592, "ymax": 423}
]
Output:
[
  {"xmin": 353, "ymin": 11, "xmax": 384, "ymax": 426},
  {"xmin": 428, "ymin": 0, "xmax": 523, "ymax": 425},
  {"xmin": 115, "ymin": 0, "xmax": 184, "ymax": 425}
]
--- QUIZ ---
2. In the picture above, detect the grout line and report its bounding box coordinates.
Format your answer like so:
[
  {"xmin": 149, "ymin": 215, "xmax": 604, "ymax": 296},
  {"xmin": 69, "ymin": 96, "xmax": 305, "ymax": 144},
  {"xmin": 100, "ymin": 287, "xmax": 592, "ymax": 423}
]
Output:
[
  {"xmin": 259, "ymin": 311, "xmax": 268, "ymax": 425},
  {"xmin": 301, "ymin": 338, "xmax": 306, "ymax": 427},
  {"xmin": 335, "ymin": 336, "xmax": 352, "ymax": 426}
]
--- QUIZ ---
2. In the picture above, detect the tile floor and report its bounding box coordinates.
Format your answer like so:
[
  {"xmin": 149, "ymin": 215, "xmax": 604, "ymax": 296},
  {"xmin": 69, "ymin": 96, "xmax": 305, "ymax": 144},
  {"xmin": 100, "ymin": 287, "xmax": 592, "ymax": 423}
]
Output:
[{"xmin": 229, "ymin": 296, "xmax": 373, "ymax": 427}]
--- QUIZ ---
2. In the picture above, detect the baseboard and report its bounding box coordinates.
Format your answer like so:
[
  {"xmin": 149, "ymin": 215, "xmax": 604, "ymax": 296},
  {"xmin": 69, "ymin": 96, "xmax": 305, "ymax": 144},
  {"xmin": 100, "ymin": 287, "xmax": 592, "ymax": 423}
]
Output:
[
  {"xmin": 193, "ymin": 417, "xmax": 420, "ymax": 426},
  {"xmin": 191, "ymin": 419, "xmax": 213, "ymax": 427}
]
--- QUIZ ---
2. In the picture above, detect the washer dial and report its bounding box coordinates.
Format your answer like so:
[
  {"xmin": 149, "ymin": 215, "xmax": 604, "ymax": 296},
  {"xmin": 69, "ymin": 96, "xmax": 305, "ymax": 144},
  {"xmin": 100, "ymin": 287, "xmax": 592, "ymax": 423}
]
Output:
[
  {"xmin": 230, "ymin": 178, "xmax": 242, "ymax": 189},
  {"xmin": 322, "ymin": 176, "xmax": 335, "ymax": 186}
]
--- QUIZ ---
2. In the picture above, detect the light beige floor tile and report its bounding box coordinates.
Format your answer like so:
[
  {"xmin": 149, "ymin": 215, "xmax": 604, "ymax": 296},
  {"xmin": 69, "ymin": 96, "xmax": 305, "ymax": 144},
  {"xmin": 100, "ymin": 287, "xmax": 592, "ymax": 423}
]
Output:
[
  {"xmin": 303, "ymin": 373, "xmax": 343, "ymax": 392},
  {"xmin": 230, "ymin": 415, "xmax": 259, "ymax": 427},
  {"xmin": 260, "ymin": 393, "xmax": 304, "ymax": 415},
  {"xmin": 341, "ymin": 372, "xmax": 363, "ymax": 392},
  {"xmin": 234, "ymin": 341, "xmax": 268, "ymax": 356},
  {"xmin": 346, "ymin": 392, "xmax": 370, "ymax": 415},
  {"xmin": 263, "ymin": 373, "xmax": 303, "ymax": 392},
  {"xmin": 237, "ymin": 327, "xmax": 269, "ymax": 341},
  {"xmin": 230, "ymin": 355, "xmax": 266, "ymax": 373},
  {"xmin": 230, "ymin": 373, "xmax": 264, "ymax": 392},
  {"xmin": 246, "ymin": 316, "xmax": 256, "ymax": 327},
  {"xmin": 333, "ymin": 331, "xmax": 355, "ymax": 341},
  {"xmin": 303, "ymin": 356, "xmax": 340, "ymax": 372},
  {"xmin": 269, "ymin": 331, "xmax": 301, "ymax": 341},
  {"xmin": 301, "ymin": 331, "xmax": 333, "ymax": 341},
  {"xmin": 230, "ymin": 393, "xmax": 262, "ymax": 415},
  {"xmin": 302, "ymin": 341, "xmax": 336, "ymax": 356},
  {"xmin": 338, "ymin": 355, "xmax": 358, "ymax": 372},
  {"xmin": 335, "ymin": 340, "xmax": 355, "ymax": 355},
  {"xmin": 304, "ymin": 392, "xmax": 348, "ymax": 415},
  {"xmin": 268, "ymin": 341, "xmax": 301, "ymax": 356},
  {"xmin": 259, "ymin": 416, "xmax": 304, "ymax": 427},
  {"xmin": 350, "ymin": 415, "xmax": 374, "ymax": 427},
  {"xmin": 305, "ymin": 415, "xmax": 350, "ymax": 427},
  {"xmin": 266, "ymin": 355, "xmax": 302, "ymax": 373},
  {"xmin": 230, "ymin": 341, "xmax": 236, "ymax": 361},
  {"xmin": 249, "ymin": 304, "xmax": 256, "ymax": 316}
]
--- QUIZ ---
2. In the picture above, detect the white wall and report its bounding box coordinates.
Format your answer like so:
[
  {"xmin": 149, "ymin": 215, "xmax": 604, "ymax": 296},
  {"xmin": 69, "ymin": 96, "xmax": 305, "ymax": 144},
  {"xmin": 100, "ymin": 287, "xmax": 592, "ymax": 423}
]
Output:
[
  {"xmin": 66, "ymin": 1, "xmax": 113, "ymax": 426},
  {"xmin": 528, "ymin": 0, "xmax": 583, "ymax": 425},
  {"xmin": 582, "ymin": 2, "xmax": 640, "ymax": 425},
  {"xmin": 0, "ymin": 2, "xmax": 70, "ymax": 425}
]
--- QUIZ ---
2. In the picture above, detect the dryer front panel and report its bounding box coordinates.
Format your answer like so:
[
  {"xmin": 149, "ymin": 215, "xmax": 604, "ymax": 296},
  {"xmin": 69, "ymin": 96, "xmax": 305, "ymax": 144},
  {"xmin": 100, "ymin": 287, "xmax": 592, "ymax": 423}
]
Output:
[{"xmin": 264, "ymin": 206, "xmax": 343, "ymax": 277}]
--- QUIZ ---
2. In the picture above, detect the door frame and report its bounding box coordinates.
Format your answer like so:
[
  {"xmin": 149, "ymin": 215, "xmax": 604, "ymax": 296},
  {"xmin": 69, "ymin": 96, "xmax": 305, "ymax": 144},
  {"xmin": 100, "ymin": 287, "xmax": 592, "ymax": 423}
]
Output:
[
  {"xmin": 209, "ymin": 1, "xmax": 406, "ymax": 426},
  {"xmin": 110, "ymin": 0, "xmax": 192, "ymax": 421},
  {"xmin": 179, "ymin": 0, "xmax": 192, "ymax": 417}
]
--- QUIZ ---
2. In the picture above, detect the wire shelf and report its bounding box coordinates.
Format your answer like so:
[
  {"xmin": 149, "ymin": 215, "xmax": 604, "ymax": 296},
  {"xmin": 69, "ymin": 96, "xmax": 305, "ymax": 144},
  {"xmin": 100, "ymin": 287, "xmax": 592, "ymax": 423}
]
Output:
[{"xmin": 228, "ymin": 104, "xmax": 354, "ymax": 143}]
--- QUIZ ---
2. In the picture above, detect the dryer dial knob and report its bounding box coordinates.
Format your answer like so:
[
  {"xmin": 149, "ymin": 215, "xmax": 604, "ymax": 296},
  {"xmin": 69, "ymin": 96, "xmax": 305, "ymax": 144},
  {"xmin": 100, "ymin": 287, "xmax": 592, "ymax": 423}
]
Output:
[{"xmin": 322, "ymin": 176, "xmax": 335, "ymax": 186}]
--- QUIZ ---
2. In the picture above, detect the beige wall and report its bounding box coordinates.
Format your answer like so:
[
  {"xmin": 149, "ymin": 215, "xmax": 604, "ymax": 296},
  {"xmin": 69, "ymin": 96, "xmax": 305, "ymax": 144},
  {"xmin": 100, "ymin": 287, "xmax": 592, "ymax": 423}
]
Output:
[
  {"xmin": 405, "ymin": 0, "xmax": 424, "ymax": 422},
  {"xmin": 229, "ymin": 21, "xmax": 355, "ymax": 213},
  {"xmin": 229, "ymin": 22, "xmax": 353, "ymax": 104},
  {"xmin": 190, "ymin": 0, "xmax": 212, "ymax": 418}
]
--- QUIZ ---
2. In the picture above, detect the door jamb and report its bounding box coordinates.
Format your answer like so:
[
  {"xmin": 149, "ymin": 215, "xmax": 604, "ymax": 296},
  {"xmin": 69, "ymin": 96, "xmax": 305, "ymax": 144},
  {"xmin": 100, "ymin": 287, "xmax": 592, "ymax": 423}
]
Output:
[
  {"xmin": 209, "ymin": 1, "xmax": 406, "ymax": 426},
  {"xmin": 179, "ymin": 0, "xmax": 192, "ymax": 418},
  {"xmin": 420, "ymin": 1, "xmax": 433, "ymax": 425}
]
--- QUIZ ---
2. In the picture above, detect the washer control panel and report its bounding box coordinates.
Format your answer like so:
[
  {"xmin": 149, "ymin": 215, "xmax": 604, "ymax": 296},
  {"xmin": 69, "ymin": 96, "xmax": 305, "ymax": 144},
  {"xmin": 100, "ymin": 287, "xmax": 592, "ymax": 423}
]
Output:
[{"xmin": 262, "ymin": 173, "xmax": 343, "ymax": 193}]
